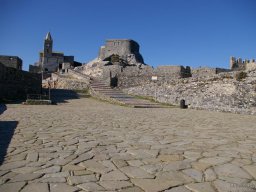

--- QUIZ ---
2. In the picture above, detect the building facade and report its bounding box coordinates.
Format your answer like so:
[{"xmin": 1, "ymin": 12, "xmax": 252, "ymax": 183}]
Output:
[{"xmin": 29, "ymin": 32, "xmax": 81, "ymax": 73}]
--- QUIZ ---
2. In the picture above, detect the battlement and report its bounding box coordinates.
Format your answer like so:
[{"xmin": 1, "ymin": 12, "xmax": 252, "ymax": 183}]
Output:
[
  {"xmin": 230, "ymin": 56, "xmax": 256, "ymax": 71},
  {"xmin": 98, "ymin": 39, "xmax": 144, "ymax": 65}
]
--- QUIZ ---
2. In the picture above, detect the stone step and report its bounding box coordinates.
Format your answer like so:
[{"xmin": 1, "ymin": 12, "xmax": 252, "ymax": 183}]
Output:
[{"xmin": 89, "ymin": 80, "xmax": 165, "ymax": 108}]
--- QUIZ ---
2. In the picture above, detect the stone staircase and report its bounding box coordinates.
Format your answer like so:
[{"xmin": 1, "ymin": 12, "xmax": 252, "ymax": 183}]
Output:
[{"xmin": 89, "ymin": 79, "xmax": 165, "ymax": 108}]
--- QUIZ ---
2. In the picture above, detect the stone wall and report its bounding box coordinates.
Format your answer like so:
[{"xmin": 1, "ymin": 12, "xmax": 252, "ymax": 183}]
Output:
[
  {"xmin": 124, "ymin": 71, "xmax": 256, "ymax": 115},
  {"xmin": 98, "ymin": 39, "xmax": 144, "ymax": 65},
  {"xmin": 0, "ymin": 63, "xmax": 41, "ymax": 100},
  {"xmin": 230, "ymin": 56, "xmax": 256, "ymax": 71},
  {"xmin": 192, "ymin": 67, "xmax": 231, "ymax": 78},
  {"xmin": 0, "ymin": 55, "xmax": 22, "ymax": 70}
]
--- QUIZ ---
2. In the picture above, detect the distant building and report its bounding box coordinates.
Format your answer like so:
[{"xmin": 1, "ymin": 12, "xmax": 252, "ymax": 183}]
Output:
[
  {"xmin": 0, "ymin": 55, "xmax": 22, "ymax": 70},
  {"xmin": 29, "ymin": 32, "xmax": 81, "ymax": 73}
]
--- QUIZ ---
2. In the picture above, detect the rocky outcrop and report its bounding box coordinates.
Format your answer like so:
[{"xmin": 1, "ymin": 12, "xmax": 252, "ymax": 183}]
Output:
[{"xmin": 124, "ymin": 70, "xmax": 256, "ymax": 115}]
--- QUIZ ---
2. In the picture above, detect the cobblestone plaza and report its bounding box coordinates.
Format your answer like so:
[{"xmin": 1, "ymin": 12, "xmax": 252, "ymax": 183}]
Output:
[{"xmin": 0, "ymin": 98, "xmax": 256, "ymax": 192}]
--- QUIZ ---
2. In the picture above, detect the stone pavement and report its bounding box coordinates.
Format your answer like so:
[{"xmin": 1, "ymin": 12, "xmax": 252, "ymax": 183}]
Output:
[{"xmin": 0, "ymin": 98, "xmax": 256, "ymax": 192}]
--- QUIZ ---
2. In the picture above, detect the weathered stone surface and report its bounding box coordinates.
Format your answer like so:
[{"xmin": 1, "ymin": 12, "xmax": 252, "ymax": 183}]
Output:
[
  {"xmin": 204, "ymin": 168, "xmax": 217, "ymax": 182},
  {"xmin": 243, "ymin": 165, "xmax": 256, "ymax": 179},
  {"xmin": 0, "ymin": 181, "xmax": 26, "ymax": 192},
  {"xmin": 35, "ymin": 165, "xmax": 61, "ymax": 174},
  {"xmin": 10, "ymin": 173, "xmax": 44, "ymax": 182},
  {"xmin": 62, "ymin": 164, "xmax": 85, "ymax": 171},
  {"xmin": 101, "ymin": 170, "xmax": 129, "ymax": 181},
  {"xmin": 182, "ymin": 169, "xmax": 203, "ymax": 182},
  {"xmin": 120, "ymin": 166, "xmax": 154, "ymax": 179},
  {"xmin": 185, "ymin": 182, "xmax": 216, "ymax": 192},
  {"xmin": 198, "ymin": 157, "xmax": 232, "ymax": 166},
  {"xmin": 119, "ymin": 186, "xmax": 144, "ymax": 192},
  {"xmin": 67, "ymin": 175, "xmax": 97, "ymax": 185},
  {"xmin": 131, "ymin": 178, "xmax": 183, "ymax": 192},
  {"xmin": 50, "ymin": 183, "xmax": 79, "ymax": 192},
  {"xmin": 156, "ymin": 171, "xmax": 193, "ymax": 184},
  {"xmin": 214, "ymin": 163, "xmax": 252, "ymax": 179},
  {"xmin": 157, "ymin": 154, "xmax": 184, "ymax": 162},
  {"xmin": 165, "ymin": 186, "xmax": 191, "ymax": 192},
  {"xmin": 21, "ymin": 183, "xmax": 49, "ymax": 192},
  {"xmin": 77, "ymin": 182, "xmax": 105, "ymax": 191},
  {"xmin": 163, "ymin": 161, "xmax": 191, "ymax": 171},
  {"xmin": 0, "ymin": 161, "xmax": 27, "ymax": 171},
  {"xmin": 99, "ymin": 180, "xmax": 133, "ymax": 190},
  {"xmin": 80, "ymin": 160, "xmax": 110, "ymax": 173}
]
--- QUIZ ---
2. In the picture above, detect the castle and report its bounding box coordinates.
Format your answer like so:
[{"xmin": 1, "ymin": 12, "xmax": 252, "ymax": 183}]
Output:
[
  {"xmin": 230, "ymin": 56, "xmax": 256, "ymax": 71},
  {"xmin": 29, "ymin": 32, "xmax": 81, "ymax": 73},
  {"xmin": 99, "ymin": 39, "xmax": 144, "ymax": 66}
]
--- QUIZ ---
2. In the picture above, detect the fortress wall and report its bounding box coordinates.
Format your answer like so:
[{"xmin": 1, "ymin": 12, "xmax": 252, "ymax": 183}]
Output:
[
  {"xmin": 246, "ymin": 62, "xmax": 256, "ymax": 71},
  {"xmin": 192, "ymin": 67, "xmax": 230, "ymax": 78},
  {"xmin": 0, "ymin": 63, "xmax": 41, "ymax": 100}
]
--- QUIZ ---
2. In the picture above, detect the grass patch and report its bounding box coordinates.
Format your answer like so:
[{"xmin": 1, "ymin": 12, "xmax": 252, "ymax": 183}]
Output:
[{"xmin": 132, "ymin": 94, "xmax": 175, "ymax": 107}]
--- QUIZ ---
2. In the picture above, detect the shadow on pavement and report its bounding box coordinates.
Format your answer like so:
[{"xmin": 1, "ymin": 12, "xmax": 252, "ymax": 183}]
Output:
[
  {"xmin": 50, "ymin": 89, "xmax": 89, "ymax": 104},
  {"xmin": 0, "ymin": 121, "xmax": 18, "ymax": 165},
  {"xmin": 0, "ymin": 104, "xmax": 7, "ymax": 115}
]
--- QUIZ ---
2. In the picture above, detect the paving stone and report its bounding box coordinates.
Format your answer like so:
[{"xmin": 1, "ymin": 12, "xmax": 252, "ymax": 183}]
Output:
[
  {"xmin": 119, "ymin": 186, "xmax": 144, "ymax": 192},
  {"xmin": 183, "ymin": 151, "xmax": 202, "ymax": 161},
  {"xmin": 243, "ymin": 165, "xmax": 256, "ymax": 179},
  {"xmin": 67, "ymin": 175, "xmax": 97, "ymax": 185},
  {"xmin": 127, "ymin": 160, "xmax": 144, "ymax": 167},
  {"xmin": 12, "ymin": 167, "xmax": 40, "ymax": 174},
  {"xmin": 35, "ymin": 165, "xmax": 61, "ymax": 174},
  {"xmin": 157, "ymin": 154, "xmax": 184, "ymax": 162},
  {"xmin": 131, "ymin": 178, "xmax": 183, "ymax": 192},
  {"xmin": 156, "ymin": 171, "xmax": 194, "ymax": 184},
  {"xmin": 80, "ymin": 160, "xmax": 110, "ymax": 173},
  {"xmin": 204, "ymin": 168, "xmax": 217, "ymax": 182},
  {"xmin": 0, "ymin": 161, "xmax": 27, "ymax": 171},
  {"xmin": 112, "ymin": 159, "xmax": 128, "ymax": 168},
  {"xmin": 73, "ymin": 169, "xmax": 94, "ymax": 176},
  {"xmin": 99, "ymin": 180, "xmax": 133, "ymax": 190},
  {"xmin": 77, "ymin": 182, "xmax": 105, "ymax": 191},
  {"xmin": 191, "ymin": 162, "xmax": 211, "ymax": 171},
  {"xmin": 165, "ymin": 186, "xmax": 191, "ymax": 192},
  {"xmin": 120, "ymin": 166, "xmax": 154, "ymax": 179},
  {"xmin": 213, "ymin": 179, "xmax": 255, "ymax": 192},
  {"xmin": 10, "ymin": 173, "xmax": 44, "ymax": 182},
  {"xmin": 70, "ymin": 152, "xmax": 94, "ymax": 164},
  {"xmin": 101, "ymin": 170, "xmax": 129, "ymax": 180},
  {"xmin": 43, "ymin": 171, "xmax": 69, "ymax": 178},
  {"xmin": 182, "ymin": 168, "xmax": 203, "ymax": 182},
  {"xmin": 214, "ymin": 163, "xmax": 252, "ymax": 179},
  {"xmin": 140, "ymin": 164, "xmax": 163, "ymax": 174},
  {"xmin": 0, "ymin": 170, "xmax": 9, "ymax": 177},
  {"xmin": 62, "ymin": 164, "xmax": 85, "ymax": 171},
  {"xmin": 26, "ymin": 152, "xmax": 39, "ymax": 162},
  {"xmin": 39, "ymin": 177, "xmax": 66, "ymax": 183},
  {"xmin": 185, "ymin": 182, "xmax": 216, "ymax": 192},
  {"xmin": 199, "ymin": 157, "xmax": 232, "ymax": 166},
  {"xmin": 50, "ymin": 183, "xmax": 80, "ymax": 192},
  {"xmin": 21, "ymin": 183, "xmax": 49, "ymax": 192},
  {"xmin": 0, "ymin": 181, "xmax": 26, "ymax": 192},
  {"xmin": 163, "ymin": 161, "xmax": 191, "ymax": 171}
]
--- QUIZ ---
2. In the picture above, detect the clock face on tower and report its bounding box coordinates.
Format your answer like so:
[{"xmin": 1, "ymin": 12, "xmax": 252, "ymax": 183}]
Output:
[{"xmin": 46, "ymin": 44, "xmax": 50, "ymax": 47}]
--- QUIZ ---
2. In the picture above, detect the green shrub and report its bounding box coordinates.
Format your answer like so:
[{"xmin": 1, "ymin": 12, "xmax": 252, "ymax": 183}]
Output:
[{"xmin": 235, "ymin": 71, "xmax": 247, "ymax": 81}]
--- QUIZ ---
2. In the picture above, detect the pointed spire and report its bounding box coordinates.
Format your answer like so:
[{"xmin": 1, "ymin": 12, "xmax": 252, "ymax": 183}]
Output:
[{"xmin": 45, "ymin": 32, "xmax": 52, "ymax": 41}]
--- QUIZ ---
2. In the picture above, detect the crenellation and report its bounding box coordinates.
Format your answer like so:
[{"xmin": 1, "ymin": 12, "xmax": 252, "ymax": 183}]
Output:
[{"xmin": 230, "ymin": 56, "xmax": 256, "ymax": 71}]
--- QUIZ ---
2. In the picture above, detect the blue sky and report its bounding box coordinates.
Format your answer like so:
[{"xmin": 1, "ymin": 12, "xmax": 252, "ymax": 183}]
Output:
[{"xmin": 0, "ymin": 0, "xmax": 255, "ymax": 71}]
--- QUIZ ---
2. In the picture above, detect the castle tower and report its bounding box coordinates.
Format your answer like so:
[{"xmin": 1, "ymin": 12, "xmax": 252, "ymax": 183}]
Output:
[
  {"xmin": 230, "ymin": 56, "xmax": 236, "ymax": 69},
  {"xmin": 44, "ymin": 32, "xmax": 53, "ymax": 56}
]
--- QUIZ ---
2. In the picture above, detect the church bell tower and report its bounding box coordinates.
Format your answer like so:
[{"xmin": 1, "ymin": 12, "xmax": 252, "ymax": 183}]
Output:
[{"xmin": 44, "ymin": 32, "xmax": 53, "ymax": 56}]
